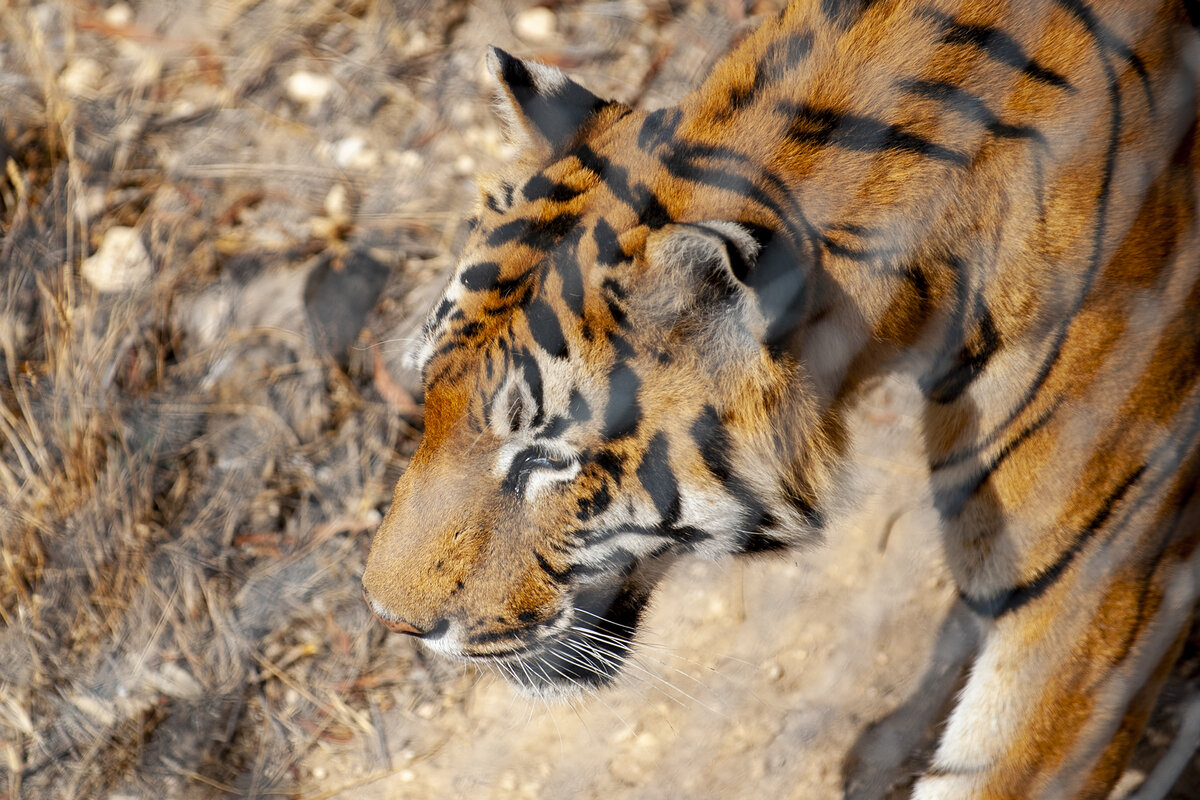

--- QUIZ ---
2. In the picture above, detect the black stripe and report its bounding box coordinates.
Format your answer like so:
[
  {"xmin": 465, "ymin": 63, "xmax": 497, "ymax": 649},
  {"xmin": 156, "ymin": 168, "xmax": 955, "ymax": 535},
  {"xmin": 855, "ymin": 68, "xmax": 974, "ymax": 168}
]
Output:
[
  {"xmin": 741, "ymin": 532, "xmax": 788, "ymax": 553},
  {"xmin": 607, "ymin": 333, "xmax": 636, "ymax": 361},
  {"xmin": 923, "ymin": 303, "xmax": 1002, "ymax": 404},
  {"xmin": 524, "ymin": 298, "xmax": 569, "ymax": 359},
  {"xmin": 503, "ymin": 384, "xmax": 525, "ymax": 431},
  {"xmin": 486, "ymin": 218, "xmax": 533, "ymax": 247},
  {"xmin": 637, "ymin": 431, "xmax": 682, "ymax": 525},
  {"xmin": 761, "ymin": 30, "xmax": 814, "ymax": 76},
  {"xmin": 657, "ymin": 139, "xmax": 817, "ymax": 247},
  {"xmin": 459, "ymin": 261, "xmax": 501, "ymax": 291},
  {"xmin": 604, "ymin": 294, "xmax": 628, "ymax": 327},
  {"xmin": 539, "ymin": 414, "xmax": 569, "ymax": 439},
  {"xmin": 713, "ymin": 66, "xmax": 766, "ymax": 122},
  {"xmin": 781, "ymin": 102, "xmax": 968, "ymax": 166},
  {"xmin": 569, "ymin": 388, "xmax": 591, "ymax": 423},
  {"xmin": 486, "ymin": 213, "xmax": 583, "ymax": 250},
  {"xmin": 535, "ymin": 550, "xmax": 574, "ymax": 584},
  {"xmin": 593, "ymin": 217, "xmax": 627, "ymax": 266},
  {"xmin": 553, "ymin": 233, "xmax": 586, "ymax": 315},
  {"xmin": 512, "ymin": 348, "xmax": 545, "ymax": 428},
  {"xmin": 690, "ymin": 405, "xmax": 777, "ymax": 548},
  {"xmin": 592, "ymin": 448, "xmax": 625, "ymax": 482},
  {"xmin": 939, "ymin": 19, "xmax": 1123, "ymax": 469},
  {"xmin": 821, "ymin": 0, "xmax": 882, "ymax": 30},
  {"xmin": 932, "ymin": 400, "xmax": 1059, "ymax": 518},
  {"xmin": 602, "ymin": 362, "xmax": 641, "ymax": 440},
  {"xmin": 577, "ymin": 523, "xmax": 708, "ymax": 548},
  {"xmin": 634, "ymin": 184, "xmax": 673, "ymax": 229},
  {"xmin": 962, "ymin": 464, "xmax": 1147, "ymax": 617},
  {"xmin": 637, "ymin": 107, "xmax": 682, "ymax": 152},
  {"xmin": 1053, "ymin": 0, "xmax": 1152, "ymax": 108},
  {"xmin": 572, "ymin": 145, "xmax": 636, "ymax": 208},
  {"xmin": 940, "ymin": 20, "xmax": 1072, "ymax": 90},
  {"xmin": 523, "ymin": 173, "xmax": 587, "ymax": 204},
  {"xmin": 496, "ymin": 271, "xmax": 534, "ymax": 301},
  {"xmin": 692, "ymin": 405, "xmax": 734, "ymax": 483},
  {"xmin": 602, "ymin": 277, "xmax": 628, "ymax": 300},
  {"xmin": 431, "ymin": 297, "xmax": 455, "ymax": 327},
  {"xmin": 901, "ymin": 79, "xmax": 1047, "ymax": 145},
  {"xmin": 576, "ymin": 483, "xmax": 612, "ymax": 520}
]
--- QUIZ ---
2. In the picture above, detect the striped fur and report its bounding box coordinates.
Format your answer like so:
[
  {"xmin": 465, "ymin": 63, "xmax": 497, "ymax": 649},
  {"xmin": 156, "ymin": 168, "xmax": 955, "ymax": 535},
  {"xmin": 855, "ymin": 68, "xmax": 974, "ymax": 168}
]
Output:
[{"xmin": 363, "ymin": 0, "xmax": 1200, "ymax": 795}]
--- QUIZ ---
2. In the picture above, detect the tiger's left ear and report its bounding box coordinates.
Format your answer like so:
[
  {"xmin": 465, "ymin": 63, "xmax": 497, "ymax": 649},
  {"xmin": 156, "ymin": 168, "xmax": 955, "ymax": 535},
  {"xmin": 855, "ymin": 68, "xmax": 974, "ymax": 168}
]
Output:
[
  {"xmin": 636, "ymin": 222, "xmax": 770, "ymax": 352},
  {"xmin": 487, "ymin": 46, "xmax": 615, "ymax": 154}
]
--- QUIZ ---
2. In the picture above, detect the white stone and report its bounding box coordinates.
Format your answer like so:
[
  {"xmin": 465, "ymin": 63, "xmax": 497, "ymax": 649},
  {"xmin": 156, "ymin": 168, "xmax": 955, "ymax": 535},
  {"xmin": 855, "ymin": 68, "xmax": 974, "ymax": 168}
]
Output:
[
  {"xmin": 147, "ymin": 662, "xmax": 203, "ymax": 700},
  {"xmin": 286, "ymin": 70, "xmax": 334, "ymax": 108},
  {"xmin": 332, "ymin": 136, "xmax": 378, "ymax": 169},
  {"xmin": 103, "ymin": 2, "xmax": 132, "ymax": 27},
  {"xmin": 324, "ymin": 184, "xmax": 349, "ymax": 219},
  {"xmin": 81, "ymin": 227, "xmax": 151, "ymax": 293},
  {"xmin": 453, "ymin": 154, "xmax": 476, "ymax": 176},
  {"xmin": 59, "ymin": 57, "xmax": 104, "ymax": 95},
  {"xmin": 514, "ymin": 6, "xmax": 557, "ymax": 42}
]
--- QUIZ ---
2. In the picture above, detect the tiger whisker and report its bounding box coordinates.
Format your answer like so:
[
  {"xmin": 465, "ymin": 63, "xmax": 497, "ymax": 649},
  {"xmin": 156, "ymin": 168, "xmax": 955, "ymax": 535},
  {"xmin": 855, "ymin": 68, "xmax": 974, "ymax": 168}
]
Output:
[
  {"xmin": 568, "ymin": 625, "xmax": 713, "ymax": 690},
  {"xmin": 559, "ymin": 636, "xmax": 719, "ymax": 715}
]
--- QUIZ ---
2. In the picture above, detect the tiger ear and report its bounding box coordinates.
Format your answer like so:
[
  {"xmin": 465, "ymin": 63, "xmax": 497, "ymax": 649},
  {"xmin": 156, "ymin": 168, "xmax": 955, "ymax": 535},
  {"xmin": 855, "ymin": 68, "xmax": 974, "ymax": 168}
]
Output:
[
  {"xmin": 645, "ymin": 221, "xmax": 810, "ymax": 348},
  {"xmin": 639, "ymin": 222, "xmax": 770, "ymax": 348},
  {"xmin": 486, "ymin": 46, "xmax": 612, "ymax": 153}
]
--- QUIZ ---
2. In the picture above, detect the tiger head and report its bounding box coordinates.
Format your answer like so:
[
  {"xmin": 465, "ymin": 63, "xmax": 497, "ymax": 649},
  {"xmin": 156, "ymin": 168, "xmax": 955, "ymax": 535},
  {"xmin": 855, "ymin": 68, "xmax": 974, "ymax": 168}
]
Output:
[{"xmin": 361, "ymin": 48, "xmax": 827, "ymax": 695}]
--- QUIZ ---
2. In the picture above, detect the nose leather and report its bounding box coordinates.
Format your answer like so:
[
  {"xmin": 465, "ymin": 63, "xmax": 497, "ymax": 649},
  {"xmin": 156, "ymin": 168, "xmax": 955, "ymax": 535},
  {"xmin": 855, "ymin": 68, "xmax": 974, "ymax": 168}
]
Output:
[{"xmin": 362, "ymin": 586, "xmax": 426, "ymax": 636}]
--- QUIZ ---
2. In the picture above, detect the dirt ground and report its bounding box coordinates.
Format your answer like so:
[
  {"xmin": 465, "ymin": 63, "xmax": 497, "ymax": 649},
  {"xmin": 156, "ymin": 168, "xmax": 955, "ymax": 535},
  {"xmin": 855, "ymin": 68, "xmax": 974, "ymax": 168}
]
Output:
[{"xmin": 1, "ymin": 1, "xmax": 1197, "ymax": 798}]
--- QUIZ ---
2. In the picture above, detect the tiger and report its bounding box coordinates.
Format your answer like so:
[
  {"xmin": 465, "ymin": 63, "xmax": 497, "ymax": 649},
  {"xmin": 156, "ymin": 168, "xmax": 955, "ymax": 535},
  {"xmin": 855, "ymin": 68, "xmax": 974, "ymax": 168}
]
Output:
[{"xmin": 361, "ymin": 0, "xmax": 1200, "ymax": 796}]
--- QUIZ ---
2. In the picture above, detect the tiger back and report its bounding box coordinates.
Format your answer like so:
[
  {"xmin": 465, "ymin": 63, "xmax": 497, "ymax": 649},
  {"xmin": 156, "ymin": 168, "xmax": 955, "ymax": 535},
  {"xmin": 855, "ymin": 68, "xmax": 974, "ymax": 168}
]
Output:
[{"xmin": 362, "ymin": 0, "xmax": 1200, "ymax": 796}]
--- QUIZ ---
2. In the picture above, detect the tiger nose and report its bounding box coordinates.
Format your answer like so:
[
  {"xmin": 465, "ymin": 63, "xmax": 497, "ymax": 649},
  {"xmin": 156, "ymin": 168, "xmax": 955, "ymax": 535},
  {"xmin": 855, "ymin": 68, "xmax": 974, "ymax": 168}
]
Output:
[{"xmin": 361, "ymin": 586, "xmax": 427, "ymax": 636}]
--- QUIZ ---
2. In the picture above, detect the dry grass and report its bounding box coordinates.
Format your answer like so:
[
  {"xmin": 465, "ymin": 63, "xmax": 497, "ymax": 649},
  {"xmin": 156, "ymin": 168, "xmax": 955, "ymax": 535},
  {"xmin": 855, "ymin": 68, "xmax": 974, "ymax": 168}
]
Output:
[{"xmin": 0, "ymin": 1, "xmax": 471, "ymax": 796}]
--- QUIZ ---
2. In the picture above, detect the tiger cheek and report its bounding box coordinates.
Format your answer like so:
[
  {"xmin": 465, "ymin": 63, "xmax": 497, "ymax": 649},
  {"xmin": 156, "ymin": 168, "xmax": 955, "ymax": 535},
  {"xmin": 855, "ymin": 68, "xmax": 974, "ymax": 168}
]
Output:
[{"xmin": 506, "ymin": 562, "xmax": 563, "ymax": 624}]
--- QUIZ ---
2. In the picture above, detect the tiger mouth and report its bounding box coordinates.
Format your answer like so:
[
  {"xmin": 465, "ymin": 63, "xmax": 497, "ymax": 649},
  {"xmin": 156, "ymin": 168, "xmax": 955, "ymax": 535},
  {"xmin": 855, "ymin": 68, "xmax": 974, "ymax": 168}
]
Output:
[{"xmin": 467, "ymin": 578, "xmax": 653, "ymax": 696}]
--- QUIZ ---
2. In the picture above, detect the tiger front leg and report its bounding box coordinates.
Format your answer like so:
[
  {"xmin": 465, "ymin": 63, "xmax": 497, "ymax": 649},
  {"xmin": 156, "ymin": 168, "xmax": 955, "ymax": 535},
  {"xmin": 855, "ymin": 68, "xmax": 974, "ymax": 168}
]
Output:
[{"xmin": 911, "ymin": 538, "xmax": 1198, "ymax": 800}]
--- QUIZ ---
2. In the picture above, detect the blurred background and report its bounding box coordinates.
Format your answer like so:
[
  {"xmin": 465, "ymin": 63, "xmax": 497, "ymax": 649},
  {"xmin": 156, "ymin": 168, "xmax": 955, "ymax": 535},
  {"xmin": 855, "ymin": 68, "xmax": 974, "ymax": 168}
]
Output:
[{"xmin": 1, "ymin": 1, "xmax": 1197, "ymax": 798}]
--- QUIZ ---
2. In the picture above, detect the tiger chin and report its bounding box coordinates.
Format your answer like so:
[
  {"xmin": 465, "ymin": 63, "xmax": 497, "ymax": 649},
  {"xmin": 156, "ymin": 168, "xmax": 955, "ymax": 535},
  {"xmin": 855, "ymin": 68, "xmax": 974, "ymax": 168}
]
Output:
[{"xmin": 363, "ymin": 0, "xmax": 1200, "ymax": 796}]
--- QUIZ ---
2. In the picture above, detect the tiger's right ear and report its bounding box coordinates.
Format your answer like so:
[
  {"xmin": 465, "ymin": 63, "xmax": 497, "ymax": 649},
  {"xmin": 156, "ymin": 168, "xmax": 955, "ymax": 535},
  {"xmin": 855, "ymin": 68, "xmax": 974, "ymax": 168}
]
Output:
[{"xmin": 487, "ymin": 46, "xmax": 615, "ymax": 154}]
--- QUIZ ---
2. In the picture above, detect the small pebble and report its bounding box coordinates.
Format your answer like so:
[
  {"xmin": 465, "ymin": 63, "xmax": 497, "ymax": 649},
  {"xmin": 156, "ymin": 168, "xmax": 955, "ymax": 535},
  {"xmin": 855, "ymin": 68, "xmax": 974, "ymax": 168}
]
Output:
[
  {"xmin": 286, "ymin": 71, "xmax": 334, "ymax": 108},
  {"xmin": 454, "ymin": 154, "xmax": 476, "ymax": 176},
  {"xmin": 103, "ymin": 2, "xmax": 132, "ymax": 26},
  {"xmin": 59, "ymin": 57, "xmax": 103, "ymax": 95},
  {"xmin": 332, "ymin": 136, "xmax": 378, "ymax": 169},
  {"xmin": 324, "ymin": 184, "xmax": 349, "ymax": 220},
  {"xmin": 81, "ymin": 227, "xmax": 151, "ymax": 293},
  {"xmin": 514, "ymin": 7, "xmax": 557, "ymax": 42}
]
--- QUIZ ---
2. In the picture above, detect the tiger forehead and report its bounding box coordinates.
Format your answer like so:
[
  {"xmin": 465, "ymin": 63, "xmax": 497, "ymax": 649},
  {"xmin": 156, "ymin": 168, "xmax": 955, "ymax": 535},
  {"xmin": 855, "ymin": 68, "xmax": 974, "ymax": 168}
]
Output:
[{"xmin": 478, "ymin": 151, "xmax": 608, "ymax": 221}]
